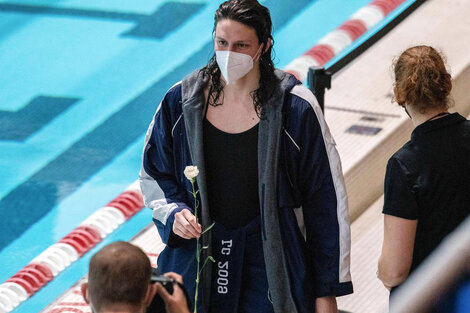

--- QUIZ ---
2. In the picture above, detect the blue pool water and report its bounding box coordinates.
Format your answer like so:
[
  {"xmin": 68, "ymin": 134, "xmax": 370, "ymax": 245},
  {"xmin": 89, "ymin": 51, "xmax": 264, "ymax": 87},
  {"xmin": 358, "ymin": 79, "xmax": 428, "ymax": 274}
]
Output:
[{"xmin": 0, "ymin": 0, "xmax": 370, "ymax": 311}]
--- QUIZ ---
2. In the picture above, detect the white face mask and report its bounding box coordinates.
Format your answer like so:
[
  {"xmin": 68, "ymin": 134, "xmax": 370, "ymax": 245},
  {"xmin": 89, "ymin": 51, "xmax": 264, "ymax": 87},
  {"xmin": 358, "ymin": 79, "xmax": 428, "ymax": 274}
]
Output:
[{"xmin": 215, "ymin": 45, "xmax": 262, "ymax": 85}]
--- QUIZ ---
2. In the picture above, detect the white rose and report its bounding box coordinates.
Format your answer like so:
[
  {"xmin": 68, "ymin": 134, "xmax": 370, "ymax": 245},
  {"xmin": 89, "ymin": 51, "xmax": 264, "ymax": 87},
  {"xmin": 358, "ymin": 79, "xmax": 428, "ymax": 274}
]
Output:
[{"xmin": 184, "ymin": 166, "xmax": 199, "ymax": 181}]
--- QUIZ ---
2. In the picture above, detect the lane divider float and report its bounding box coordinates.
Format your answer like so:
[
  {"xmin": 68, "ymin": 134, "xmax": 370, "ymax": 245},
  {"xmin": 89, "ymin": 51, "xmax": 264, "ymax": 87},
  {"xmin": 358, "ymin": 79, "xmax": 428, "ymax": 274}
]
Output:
[
  {"xmin": 285, "ymin": 0, "xmax": 406, "ymax": 81},
  {"xmin": 0, "ymin": 182, "xmax": 144, "ymax": 313}
]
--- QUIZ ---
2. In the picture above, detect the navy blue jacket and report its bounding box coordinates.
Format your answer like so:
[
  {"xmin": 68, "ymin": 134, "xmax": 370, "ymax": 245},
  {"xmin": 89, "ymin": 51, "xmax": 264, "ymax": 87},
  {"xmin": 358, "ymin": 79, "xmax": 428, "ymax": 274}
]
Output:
[{"xmin": 140, "ymin": 70, "xmax": 353, "ymax": 313}]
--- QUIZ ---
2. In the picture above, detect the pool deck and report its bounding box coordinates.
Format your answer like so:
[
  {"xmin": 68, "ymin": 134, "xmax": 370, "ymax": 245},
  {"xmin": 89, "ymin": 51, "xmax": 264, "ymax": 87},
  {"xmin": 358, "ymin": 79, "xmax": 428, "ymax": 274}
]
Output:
[{"xmin": 41, "ymin": 0, "xmax": 470, "ymax": 311}]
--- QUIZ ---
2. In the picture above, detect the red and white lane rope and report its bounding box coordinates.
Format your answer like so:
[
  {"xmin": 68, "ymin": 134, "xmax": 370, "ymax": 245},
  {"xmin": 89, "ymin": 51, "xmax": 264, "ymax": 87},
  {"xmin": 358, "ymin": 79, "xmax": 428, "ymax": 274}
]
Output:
[
  {"xmin": 0, "ymin": 182, "xmax": 144, "ymax": 313},
  {"xmin": 284, "ymin": 0, "xmax": 406, "ymax": 81},
  {"xmin": 40, "ymin": 225, "xmax": 163, "ymax": 313}
]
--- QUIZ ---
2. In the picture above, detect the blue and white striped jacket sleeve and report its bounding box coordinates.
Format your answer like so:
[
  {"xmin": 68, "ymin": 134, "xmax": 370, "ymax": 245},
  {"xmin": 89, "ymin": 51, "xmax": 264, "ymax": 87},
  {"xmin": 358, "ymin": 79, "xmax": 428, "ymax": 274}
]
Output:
[
  {"xmin": 291, "ymin": 85, "xmax": 352, "ymax": 297},
  {"xmin": 139, "ymin": 87, "xmax": 191, "ymax": 246}
]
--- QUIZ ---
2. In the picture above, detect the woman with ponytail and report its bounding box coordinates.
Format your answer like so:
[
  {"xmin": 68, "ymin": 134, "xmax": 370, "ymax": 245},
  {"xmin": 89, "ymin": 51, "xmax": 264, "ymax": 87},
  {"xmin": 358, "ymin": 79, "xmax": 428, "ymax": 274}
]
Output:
[{"xmin": 378, "ymin": 46, "xmax": 470, "ymax": 299}]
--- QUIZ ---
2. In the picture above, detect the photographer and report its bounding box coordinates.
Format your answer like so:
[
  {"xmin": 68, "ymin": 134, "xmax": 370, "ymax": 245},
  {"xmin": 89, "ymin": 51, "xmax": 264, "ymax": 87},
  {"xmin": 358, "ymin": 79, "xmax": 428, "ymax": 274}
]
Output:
[{"xmin": 81, "ymin": 241, "xmax": 190, "ymax": 313}]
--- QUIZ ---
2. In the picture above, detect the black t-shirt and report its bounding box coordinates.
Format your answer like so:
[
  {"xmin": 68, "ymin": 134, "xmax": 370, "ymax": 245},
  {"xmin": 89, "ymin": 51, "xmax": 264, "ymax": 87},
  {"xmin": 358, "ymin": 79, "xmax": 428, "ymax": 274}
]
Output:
[
  {"xmin": 383, "ymin": 113, "xmax": 470, "ymax": 272},
  {"xmin": 203, "ymin": 118, "xmax": 260, "ymax": 229}
]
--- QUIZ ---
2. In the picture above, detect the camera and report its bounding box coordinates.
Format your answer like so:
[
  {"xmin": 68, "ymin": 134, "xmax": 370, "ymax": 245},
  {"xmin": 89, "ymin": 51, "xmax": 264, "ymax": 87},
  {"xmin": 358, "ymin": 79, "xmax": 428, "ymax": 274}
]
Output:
[
  {"xmin": 147, "ymin": 268, "xmax": 191, "ymax": 313},
  {"xmin": 150, "ymin": 273, "xmax": 175, "ymax": 294}
]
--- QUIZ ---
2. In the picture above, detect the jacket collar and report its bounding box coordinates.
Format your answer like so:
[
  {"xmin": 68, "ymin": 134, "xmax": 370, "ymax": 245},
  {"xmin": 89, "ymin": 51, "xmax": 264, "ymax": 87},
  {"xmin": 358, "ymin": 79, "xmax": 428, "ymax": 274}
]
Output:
[
  {"xmin": 181, "ymin": 70, "xmax": 210, "ymax": 227},
  {"xmin": 412, "ymin": 112, "xmax": 465, "ymax": 140},
  {"xmin": 181, "ymin": 70, "xmax": 212, "ymax": 310},
  {"xmin": 257, "ymin": 70, "xmax": 300, "ymax": 313}
]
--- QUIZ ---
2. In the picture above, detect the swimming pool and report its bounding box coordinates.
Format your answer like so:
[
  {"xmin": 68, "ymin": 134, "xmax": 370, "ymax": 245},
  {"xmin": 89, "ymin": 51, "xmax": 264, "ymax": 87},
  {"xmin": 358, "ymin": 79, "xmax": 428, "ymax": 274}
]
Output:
[{"xmin": 0, "ymin": 0, "xmax": 371, "ymax": 311}]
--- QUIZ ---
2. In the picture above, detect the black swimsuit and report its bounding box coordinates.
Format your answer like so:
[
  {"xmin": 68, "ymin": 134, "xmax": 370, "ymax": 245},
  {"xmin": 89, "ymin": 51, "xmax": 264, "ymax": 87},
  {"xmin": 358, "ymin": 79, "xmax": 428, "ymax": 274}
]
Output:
[{"xmin": 202, "ymin": 102, "xmax": 274, "ymax": 313}]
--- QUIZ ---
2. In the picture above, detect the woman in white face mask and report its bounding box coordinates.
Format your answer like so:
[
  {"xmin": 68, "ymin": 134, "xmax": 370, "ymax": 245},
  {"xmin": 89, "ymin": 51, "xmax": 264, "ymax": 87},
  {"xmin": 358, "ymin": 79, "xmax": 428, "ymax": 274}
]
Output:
[
  {"xmin": 202, "ymin": 1, "xmax": 277, "ymax": 134},
  {"xmin": 140, "ymin": 1, "xmax": 353, "ymax": 312}
]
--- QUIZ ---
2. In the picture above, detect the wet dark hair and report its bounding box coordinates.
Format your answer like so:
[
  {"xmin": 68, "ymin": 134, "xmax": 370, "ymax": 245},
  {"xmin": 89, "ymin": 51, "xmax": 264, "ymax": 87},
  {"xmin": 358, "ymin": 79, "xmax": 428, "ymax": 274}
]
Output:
[
  {"xmin": 200, "ymin": 0, "xmax": 279, "ymax": 116},
  {"xmin": 393, "ymin": 45, "xmax": 452, "ymax": 113}
]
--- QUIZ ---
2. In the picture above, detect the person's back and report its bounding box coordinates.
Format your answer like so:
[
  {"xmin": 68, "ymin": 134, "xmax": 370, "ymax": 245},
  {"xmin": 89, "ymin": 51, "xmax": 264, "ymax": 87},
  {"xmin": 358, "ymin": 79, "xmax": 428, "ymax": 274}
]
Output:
[
  {"xmin": 379, "ymin": 45, "xmax": 470, "ymax": 294},
  {"xmin": 391, "ymin": 113, "xmax": 470, "ymax": 271}
]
